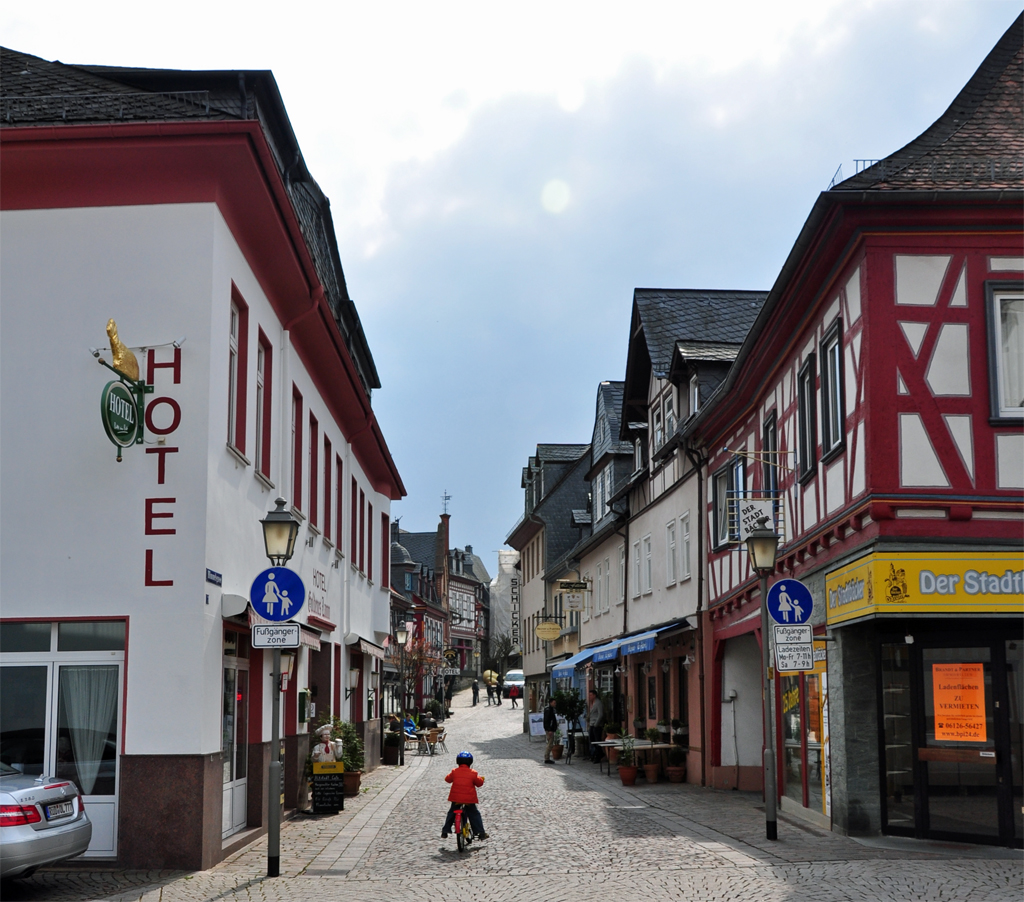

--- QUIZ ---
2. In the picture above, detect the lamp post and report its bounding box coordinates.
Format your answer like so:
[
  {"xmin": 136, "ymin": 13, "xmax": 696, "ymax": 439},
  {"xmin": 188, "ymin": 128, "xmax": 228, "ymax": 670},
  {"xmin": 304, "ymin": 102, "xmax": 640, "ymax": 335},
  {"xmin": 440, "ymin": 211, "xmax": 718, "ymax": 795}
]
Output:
[
  {"xmin": 396, "ymin": 625, "xmax": 409, "ymax": 767},
  {"xmin": 747, "ymin": 516, "xmax": 780, "ymax": 841},
  {"xmin": 259, "ymin": 498, "xmax": 299, "ymax": 878}
]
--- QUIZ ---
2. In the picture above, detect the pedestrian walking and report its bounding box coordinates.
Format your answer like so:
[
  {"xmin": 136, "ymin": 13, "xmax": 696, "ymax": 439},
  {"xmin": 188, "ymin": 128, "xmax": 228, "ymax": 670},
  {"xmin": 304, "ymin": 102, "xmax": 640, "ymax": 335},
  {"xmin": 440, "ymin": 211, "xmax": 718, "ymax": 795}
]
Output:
[
  {"xmin": 495, "ymin": 673, "xmax": 503, "ymax": 705},
  {"xmin": 587, "ymin": 689, "xmax": 604, "ymax": 762},
  {"xmin": 485, "ymin": 681, "xmax": 494, "ymax": 705},
  {"xmin": 508, "ymin": 684, "xmax": 520, "ymax": 708},
  {"xmin": 471, "ymin": 679, "xmax": 479, "ymax": 706},
  {"xmin": 543, "ymin": 697, "xmax": 559, "ymax": 764}
]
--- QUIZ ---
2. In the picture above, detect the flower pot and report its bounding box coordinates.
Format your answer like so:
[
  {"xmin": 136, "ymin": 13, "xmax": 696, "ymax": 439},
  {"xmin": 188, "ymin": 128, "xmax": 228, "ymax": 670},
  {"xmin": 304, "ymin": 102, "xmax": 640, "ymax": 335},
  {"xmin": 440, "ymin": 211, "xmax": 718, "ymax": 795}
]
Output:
[
  {"xmin": 607, "ymin": 746, "xmax": 619, "ymax": 765},
  {"xmin": 618, "ymin": 765, "xmax": 638, "ymax": 786},
  {"xmin": 665, "ymin": 766, "xmax": 686, "ymax": 783},
  {"xmin": 342, "ymin": 770, "xmax": 362, "ymax": 796},
  {"xmin": 382, "ymin": 745, "xmax": 400, "ymax": 766},
  {"xmin": 552, "ymin": 744, "xmax": 564, "ymax": 760},
  {"xmin": 643, "ymin": 763, "xmax": 659, "ymax": 783}
]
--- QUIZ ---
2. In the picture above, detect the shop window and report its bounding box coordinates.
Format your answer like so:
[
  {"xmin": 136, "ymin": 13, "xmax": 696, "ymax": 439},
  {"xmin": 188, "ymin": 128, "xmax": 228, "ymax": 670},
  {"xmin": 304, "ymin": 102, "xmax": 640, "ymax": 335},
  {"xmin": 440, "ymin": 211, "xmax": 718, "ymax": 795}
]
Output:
[
  {"xmin": 57, "ymin": 621, "xmax": 125, "ymax": 652},
  {"xmin": 1, "ymin": 621, "xmax": 51, "ymax": 652},
  {"xmin": 880, "ymin": 643, "xmax": 915, "ymax": 832},
  {"xmin": 820, "ymin": 321, "xmax": 845, "ymax": 459},
  {"xmin": 797, "ymin": 355, "xmax": 817, "ymax": 480},
  {"xmin": 986, "ymin": 284, "xmax": 1024, "ymax": 419},
  {"xmin": 57, "ymin": 666, "xmax": 119, "ymax": 796}
]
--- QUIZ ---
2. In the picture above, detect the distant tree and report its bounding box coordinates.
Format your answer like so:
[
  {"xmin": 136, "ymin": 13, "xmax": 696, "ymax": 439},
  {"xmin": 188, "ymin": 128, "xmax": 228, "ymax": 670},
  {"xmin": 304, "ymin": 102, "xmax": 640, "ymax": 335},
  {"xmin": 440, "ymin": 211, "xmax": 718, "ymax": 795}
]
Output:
[
  {"xmin": 486, "ymin": 631, "xmax": 516, "ymax": 673},
  {"xmin": 388, "ymin": 635, "xmax": 443, "ymax": 710}
]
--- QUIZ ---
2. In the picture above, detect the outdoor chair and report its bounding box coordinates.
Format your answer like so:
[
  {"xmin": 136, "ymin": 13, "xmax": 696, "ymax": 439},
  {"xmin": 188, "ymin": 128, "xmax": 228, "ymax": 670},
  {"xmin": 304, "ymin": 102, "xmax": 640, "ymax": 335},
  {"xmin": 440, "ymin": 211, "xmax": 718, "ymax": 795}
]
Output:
[{"xmin": 435, "ymin": 729, "xmax": 448, "ymax": 753}]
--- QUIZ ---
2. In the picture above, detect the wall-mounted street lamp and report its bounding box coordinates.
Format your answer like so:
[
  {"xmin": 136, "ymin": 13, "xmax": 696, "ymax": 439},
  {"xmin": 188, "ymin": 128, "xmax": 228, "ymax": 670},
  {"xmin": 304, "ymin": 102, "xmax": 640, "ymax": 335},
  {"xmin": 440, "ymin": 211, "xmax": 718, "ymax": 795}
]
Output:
[
  {"xmin": 259, "ymin": 497, "xmax": 299, "ymax": 878},
  {"xmin": 345, "ymin": 667, "xmax": 361, "ymax": 699},
  {"xmin": 395, "ymin": 625, "xmax": 409, "ymax": 767},
  {"xmin": 661, "ymin": 659, "xmax": 670, "ymax": 674},
  {"xmin": 746, "ymin": 515, "xmax": 780, "ymax": 842}
]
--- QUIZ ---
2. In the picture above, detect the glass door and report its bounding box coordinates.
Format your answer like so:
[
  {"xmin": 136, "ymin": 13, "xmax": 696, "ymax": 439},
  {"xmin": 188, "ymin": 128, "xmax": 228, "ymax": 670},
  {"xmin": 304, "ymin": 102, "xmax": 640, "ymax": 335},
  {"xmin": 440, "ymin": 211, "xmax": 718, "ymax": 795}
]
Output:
[
  {"xmin": 222, "ymin": 631, "xmax": 249, "ymax": 839},
  {"xmin": 920, "ymin": 646, "xmax": 999, "ymax": 839}
]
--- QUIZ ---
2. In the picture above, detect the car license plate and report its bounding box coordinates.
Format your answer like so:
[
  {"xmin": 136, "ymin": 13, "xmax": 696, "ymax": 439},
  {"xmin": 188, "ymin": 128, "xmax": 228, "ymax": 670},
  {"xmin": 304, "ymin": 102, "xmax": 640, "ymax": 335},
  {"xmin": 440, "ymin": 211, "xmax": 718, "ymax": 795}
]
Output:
[{"xmin": 45, "ymin": 800, "xmax": 74, "ymax": 820}]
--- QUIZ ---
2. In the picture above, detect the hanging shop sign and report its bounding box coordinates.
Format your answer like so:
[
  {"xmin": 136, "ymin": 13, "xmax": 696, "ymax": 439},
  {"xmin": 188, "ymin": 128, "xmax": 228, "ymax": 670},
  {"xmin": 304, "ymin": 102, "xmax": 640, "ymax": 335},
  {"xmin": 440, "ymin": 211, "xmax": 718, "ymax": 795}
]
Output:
[
  {"xmin": 563, "ymin": 592, "xmax": 584, "ymax": 611},
  {"xmin": 534, "ymin": 620, "xmax": 562, "ymax": 641},
  {"xmin": 932, "ymin": 662, "xmax": 987, "ymax": 742},
  {"xmin": 95, "ymin": 319, "xmax": 157, "ymax": 461},
  {"xmin": 826, "ymin": 552, "xmax": 1023, "ymax": 625},
  {"xmin": 510, "ymin": 576, "xmax": 521, "ymax": 647}
]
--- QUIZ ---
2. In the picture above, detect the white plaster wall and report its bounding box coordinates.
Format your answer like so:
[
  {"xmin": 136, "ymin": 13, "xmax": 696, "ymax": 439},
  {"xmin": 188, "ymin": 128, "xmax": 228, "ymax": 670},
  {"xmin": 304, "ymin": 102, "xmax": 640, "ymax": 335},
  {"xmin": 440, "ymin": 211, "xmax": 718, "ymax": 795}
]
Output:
[
  {"xmin": 720, "ymin": 631, "xmax": 763, "ymax": 767},
  {"xmin": 578, "ymin": 532, "xmax": 625, "ymax": 648},
  {"xmin": 1, "ymin": 204, "xmax": 216, "ymax": 755}
]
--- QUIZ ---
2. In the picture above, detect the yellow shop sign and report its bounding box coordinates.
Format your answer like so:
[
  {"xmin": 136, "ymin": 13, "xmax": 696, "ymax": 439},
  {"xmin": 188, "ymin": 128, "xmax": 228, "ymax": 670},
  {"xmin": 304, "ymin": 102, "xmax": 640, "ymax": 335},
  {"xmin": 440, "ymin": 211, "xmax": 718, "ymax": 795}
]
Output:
[{"xmin": 826, "ymin": 552, "xmax": 1023, "ymax": 625}]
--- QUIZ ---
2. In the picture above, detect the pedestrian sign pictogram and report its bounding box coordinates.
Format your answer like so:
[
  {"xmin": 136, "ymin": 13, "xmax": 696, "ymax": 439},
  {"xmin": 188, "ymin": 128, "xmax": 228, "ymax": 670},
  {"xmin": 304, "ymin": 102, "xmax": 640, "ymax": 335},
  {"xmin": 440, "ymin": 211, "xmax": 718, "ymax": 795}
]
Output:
[
  {"xmin": 766, "ymin": 579, "xmax": 814, "ymax": 625},
  {"xmin": 250, "ymin": 568, "xmax": 305, "ymax": 622}
]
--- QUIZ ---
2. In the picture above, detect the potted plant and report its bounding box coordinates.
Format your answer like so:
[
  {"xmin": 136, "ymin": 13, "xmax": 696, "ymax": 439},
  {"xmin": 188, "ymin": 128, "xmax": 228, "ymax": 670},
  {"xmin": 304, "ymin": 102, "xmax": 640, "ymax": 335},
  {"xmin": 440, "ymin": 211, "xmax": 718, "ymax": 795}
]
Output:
[
  {"xmin": 551, "ymin": 727, "xmax": 565, "ymax": 760},
  {"xmin": 554, "ymin": 688, "xmax": 587, "ymax": 761},
  {"xmin": 643, "ymin": 728, "xmax": 661, "ymax": 782},
  {"xmin": 382, "ymin": 729, "xmax": 401, "ymax": 766},
  {"xmin": 617, "ymin": 734, "xmax": 638, "ymax": 786},
  {"xmin": 657, "ymin": 719, "xmax": 670, "ymax": 736},
  {"xmin": 335, "ymin": 720, "xmax": 364, "ymax": 795},
  {"xmin": 671, "ymin": 718, "xmax": 685, "ymax": 739},
  {"xmin": 665, "ymin": 745, "xmax": 686, "ymax": 783},
  {"xmin": 605, "ymin": 722, "xmax": 621, "ymax": 764}
]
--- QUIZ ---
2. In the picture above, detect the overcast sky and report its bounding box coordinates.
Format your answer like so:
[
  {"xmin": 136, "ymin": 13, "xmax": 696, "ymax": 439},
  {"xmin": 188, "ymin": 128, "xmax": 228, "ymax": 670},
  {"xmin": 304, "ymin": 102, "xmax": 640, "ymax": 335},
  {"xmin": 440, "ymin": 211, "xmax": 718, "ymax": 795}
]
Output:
[{"xmin": 4, "ymin": 1, "xmax": 1020, "ymax": 574}]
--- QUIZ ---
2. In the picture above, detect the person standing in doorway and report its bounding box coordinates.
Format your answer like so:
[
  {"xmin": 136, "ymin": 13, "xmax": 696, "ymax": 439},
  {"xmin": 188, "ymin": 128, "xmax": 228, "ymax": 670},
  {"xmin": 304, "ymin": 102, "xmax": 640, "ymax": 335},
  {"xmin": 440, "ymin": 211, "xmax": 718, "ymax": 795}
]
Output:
[
  {"xmin": 543, "ymin": 697, "xmax": 559, "ymax": 764},
  {"xmin": 471, "ymin": 679, "xmax": 480, "ymax": 706},
  {"xmin": 587, "ymin": 689, "xmax": 604, "ymax": 762}
]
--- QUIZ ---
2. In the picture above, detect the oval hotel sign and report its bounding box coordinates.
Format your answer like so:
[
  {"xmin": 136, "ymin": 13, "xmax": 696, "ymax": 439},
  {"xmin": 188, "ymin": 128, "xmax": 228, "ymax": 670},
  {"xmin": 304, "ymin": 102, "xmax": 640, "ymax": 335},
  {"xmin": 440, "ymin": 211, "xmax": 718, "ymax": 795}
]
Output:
[{"xmin": 101, "ymin": 380, "xmax": 139, "ymax": 449}]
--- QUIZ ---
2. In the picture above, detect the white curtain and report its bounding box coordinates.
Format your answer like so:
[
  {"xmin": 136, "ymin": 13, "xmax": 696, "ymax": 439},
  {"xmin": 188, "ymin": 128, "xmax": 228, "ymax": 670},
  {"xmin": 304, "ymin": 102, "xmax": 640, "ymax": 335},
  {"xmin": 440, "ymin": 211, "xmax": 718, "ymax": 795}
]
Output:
[
  {"xmin": 1001, "ymin": 297, "xmax": 1024, "ymax": 409},
  {"xmin": 59, "ymin": 665, "xmax": 119, "ymax": 796}
]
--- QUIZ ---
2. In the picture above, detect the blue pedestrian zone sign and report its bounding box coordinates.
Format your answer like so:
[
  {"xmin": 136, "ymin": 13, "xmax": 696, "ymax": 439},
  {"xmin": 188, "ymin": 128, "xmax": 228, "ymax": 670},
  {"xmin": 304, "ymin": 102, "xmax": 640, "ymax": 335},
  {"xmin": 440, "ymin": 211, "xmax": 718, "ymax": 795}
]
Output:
[
  {"xmin": 250, "ymin": 568, "xmax": 305, "ymax": 622},
  {"xmin": 766, "ymin": 579, "xmax": 814, "ymax": 625}
]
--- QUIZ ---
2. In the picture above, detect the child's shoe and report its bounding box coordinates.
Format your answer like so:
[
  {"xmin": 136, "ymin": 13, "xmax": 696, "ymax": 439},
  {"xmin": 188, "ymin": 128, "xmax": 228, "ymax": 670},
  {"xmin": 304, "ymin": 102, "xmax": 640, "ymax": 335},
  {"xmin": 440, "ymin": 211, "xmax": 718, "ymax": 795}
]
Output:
[{"xmin": 441, "ymin": 831, "xmax": 449, "ymax": 838}]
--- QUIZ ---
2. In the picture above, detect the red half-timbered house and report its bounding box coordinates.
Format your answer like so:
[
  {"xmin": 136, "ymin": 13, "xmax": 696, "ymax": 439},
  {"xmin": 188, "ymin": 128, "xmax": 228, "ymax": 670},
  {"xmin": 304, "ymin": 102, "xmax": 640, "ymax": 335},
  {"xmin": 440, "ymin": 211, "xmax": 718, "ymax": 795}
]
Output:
[{"xmin": 686, "ymin": 17, "xmax": 1022, "ymax": 847}]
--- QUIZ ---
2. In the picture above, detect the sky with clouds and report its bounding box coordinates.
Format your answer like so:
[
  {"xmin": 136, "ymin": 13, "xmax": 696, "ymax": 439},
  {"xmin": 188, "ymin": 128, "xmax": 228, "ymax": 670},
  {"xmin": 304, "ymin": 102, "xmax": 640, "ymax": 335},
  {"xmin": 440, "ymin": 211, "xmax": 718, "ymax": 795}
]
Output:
[{"xmin": 4, "ymin": 1, "xmax": 1020, "ymax": 573}]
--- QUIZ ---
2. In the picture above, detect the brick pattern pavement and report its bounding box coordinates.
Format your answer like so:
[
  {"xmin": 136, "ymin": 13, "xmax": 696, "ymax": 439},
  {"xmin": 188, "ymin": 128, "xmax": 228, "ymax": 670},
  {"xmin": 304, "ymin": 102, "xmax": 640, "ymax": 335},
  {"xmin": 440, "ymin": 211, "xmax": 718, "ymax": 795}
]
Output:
[{"xmin": 7, "ymin": 690, "xmax": 1021, "ymax": 902}]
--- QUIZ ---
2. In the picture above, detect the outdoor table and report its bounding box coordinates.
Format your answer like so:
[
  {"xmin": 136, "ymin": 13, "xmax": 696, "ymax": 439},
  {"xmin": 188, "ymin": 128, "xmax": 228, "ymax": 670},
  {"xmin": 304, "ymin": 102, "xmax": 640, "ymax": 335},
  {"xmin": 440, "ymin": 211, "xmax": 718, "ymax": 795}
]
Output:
[
  {"xmin": 414, "ymin": 730, "xmax": 433, "ymax": 755},
  {"xmin": 593, "ymin": 739, "xmax": 676, "ymax": 776}
]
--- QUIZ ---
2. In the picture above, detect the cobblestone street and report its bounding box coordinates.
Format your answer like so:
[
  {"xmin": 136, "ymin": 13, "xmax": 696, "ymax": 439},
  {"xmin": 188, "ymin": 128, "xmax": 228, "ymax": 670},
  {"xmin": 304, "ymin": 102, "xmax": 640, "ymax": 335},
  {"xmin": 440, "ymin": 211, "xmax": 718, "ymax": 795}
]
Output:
[{"xmin": 7, "ymin": 691, "xmax": 1022, "ymax": 902}]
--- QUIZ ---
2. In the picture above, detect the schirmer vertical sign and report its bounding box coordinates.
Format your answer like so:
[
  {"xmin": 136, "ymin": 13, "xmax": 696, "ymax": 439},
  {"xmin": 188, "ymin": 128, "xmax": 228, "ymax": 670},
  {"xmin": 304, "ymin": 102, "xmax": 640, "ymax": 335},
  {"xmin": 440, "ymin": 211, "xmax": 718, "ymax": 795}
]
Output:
[{"xmin": 510, "ymin": 576, "xmax": 520, "ymax": 648}]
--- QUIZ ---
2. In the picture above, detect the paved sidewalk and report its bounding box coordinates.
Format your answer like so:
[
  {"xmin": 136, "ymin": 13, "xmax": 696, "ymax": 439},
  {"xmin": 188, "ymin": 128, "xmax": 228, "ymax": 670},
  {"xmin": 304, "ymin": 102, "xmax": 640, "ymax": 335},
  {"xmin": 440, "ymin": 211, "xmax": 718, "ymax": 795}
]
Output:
[{"xmin": 7, "ymin": 689, "xmax": 1022, "ymax": 902}]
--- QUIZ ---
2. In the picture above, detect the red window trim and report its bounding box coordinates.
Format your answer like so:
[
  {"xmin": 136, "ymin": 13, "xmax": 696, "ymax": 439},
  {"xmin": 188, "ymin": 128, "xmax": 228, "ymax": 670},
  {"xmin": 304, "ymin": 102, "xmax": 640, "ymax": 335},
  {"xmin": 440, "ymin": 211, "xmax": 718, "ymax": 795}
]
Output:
[
  {"xmin": 336, "ymin": 456, "xmax": 344, "ymax": 553},
  {"xmin": 256, "ymin": 329, "xmax": 273, "ymax": 479},
  {"xmin": 309, "ymin": 414, "xmax": 319, "ymax": 528},
  {"xmin": 359, "ymin": 489, "xmax": 366, "ymax": 572},
  {"xmin": 381, "ymin": 512, "xmax": 390, "ymax": 586},
  {"xmin": 350, "ymin": 477, "xmax": 358, "ymax": 561},
  {"xmin": 229, "ymin": 285, "xmax": 249, "ymax": 454},
  {"xmin": 323, "ymin": 436, "xmax": 333, "ymax": 542},
  {"xmin": 367, "ymin": 502, "xmax": 374, "ymax": 579},
  {"xmin": 292, "ymin": 387, "xmax": 303, "ymax": 510}
]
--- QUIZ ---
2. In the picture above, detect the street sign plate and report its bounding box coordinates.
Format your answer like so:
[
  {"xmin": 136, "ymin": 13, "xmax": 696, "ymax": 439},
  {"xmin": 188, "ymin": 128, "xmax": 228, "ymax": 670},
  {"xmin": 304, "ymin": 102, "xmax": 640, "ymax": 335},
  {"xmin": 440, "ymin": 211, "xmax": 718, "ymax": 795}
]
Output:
[
  {"xmin": 773, "ymin": 624, "xmax": 812, "ymax": 644},
  {"xmin": 252, "ymin": 624, "xmax": 301, "ymax": 648},
  {"xmin": 776, "ymin": 644, "xmax": 814, "ymax": 672},
  {"xmin": 559, "ymin": 581, "xmax": 589, "ymax": 591},
  {"xmin": 250, "ymin": 567, "xmax": 305, "ymax": 622},
  {"xmin": 766, "ymin": 578, "xmax": 814, "ymax": 625}
]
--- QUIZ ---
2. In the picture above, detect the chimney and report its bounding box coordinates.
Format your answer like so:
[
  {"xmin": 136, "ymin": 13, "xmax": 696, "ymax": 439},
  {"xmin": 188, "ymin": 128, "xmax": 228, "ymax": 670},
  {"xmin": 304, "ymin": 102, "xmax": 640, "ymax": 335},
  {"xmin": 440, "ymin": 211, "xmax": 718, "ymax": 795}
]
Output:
[{"xmin": 465, "ymin": 545, "xmax": 473, "ymax": 554}]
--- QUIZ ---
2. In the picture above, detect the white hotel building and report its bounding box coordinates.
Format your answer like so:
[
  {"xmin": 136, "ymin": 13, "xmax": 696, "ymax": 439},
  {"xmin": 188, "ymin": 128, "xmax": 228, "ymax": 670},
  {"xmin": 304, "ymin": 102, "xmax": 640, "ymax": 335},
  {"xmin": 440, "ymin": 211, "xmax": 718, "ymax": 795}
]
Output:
[{"xmin": 0, "ymin": 49, "xmax": 404, "ymax": 869}]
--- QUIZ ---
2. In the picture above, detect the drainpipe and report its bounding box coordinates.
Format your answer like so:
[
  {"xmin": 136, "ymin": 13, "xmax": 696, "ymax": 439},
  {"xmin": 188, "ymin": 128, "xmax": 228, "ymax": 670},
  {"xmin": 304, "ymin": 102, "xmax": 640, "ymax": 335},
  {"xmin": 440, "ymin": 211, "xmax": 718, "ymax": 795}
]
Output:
[{"xmin": 686, "ymin": 443, "xmax": 708, "ymax": 787}]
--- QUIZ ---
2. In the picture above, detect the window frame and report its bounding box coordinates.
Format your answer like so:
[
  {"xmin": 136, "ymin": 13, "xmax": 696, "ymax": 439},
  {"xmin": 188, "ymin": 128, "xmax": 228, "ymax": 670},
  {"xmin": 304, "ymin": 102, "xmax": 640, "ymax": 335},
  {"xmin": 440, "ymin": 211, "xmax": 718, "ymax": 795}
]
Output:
[
  {"xmin": 335, "ymin": 456, "xmax": 344, "ymax": 554},
  {"xmin": 985, "ymin": 281, "xmax": 1024, "ymax": 421},
  {"xmin": 664, "ymin": 391, "xmax": 676, "ymax": 438},
  {"xmin": 797, "ymin": 354, "xmax": 818, "ymax": 482},
  {"xmin": 618, "ymin": 545, "xmax": 626, "ymax": 604},
  {"xmin": 632, "ymin": 541, "xmax": 641, "ymax": 597},
  {"xmin": 820, "ymin": 320, "xmax": 845, "ymax": 461},
  {"xmin": 680, "ymin": 512, "xmax": 691, "ymax": 580},
  {"xmin": 642, "ymin": 534, "xmax": 652, "ymax": 594},
  {"xmin": 291, "ymin": 387, "xmax": 303, "ymax": 510},
  {"xmin": 323, "ymin": 436, "xmax": 333, "ymax": 543},
  {"xmin": 689, "ymin": 374, "xmax": 699, "ymax": 416},
  {"xmin": 227, "ymin": 290, "xmax": 249, "ymax": 455},
  {"xmin": 255, "ymin": 330, "xmax": 272, "ymax": 480},
  {"xmin": 594, "ymin": 561, "xmax": 602, "ymax": 617},
  {"xmin": 308, "ymin": 414, "xmax": 319, "ymax": 529},
  {"xmin": 712, "ymin": 465, "xmax": 731, "ymax": 549},
  {"xmin": 763, "ymin": 412, "xmax": 778, "ymax": 499},
  {"xmin": 665, "ymin": 520, "xmax": 677, "ymax": 586}
]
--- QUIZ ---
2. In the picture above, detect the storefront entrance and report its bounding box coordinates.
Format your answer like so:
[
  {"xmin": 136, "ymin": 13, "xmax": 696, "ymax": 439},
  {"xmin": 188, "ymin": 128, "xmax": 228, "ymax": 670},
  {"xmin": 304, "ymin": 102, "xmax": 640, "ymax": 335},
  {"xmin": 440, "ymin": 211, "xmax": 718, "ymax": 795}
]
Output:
[
  {"xmin": 880, "ymin": 627, "xmax": 1022, "ymax": 848},
  {"xmin": 0, "ymin": 621, "xmax": 124, "ymax": 857},
  {"xmin": 221, "ymin": 630, "xmax": 249, "ymax": 839}
]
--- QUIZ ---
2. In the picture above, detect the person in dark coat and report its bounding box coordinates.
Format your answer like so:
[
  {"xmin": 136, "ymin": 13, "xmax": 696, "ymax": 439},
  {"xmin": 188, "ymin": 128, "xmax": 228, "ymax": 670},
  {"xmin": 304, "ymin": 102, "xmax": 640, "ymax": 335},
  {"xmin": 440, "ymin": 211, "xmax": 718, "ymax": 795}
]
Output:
[
  {"xmin": 543, "ymin": 697, "xmax": 559, "ymax": 763},
  {"xmin": 471, "ymin": 679, "xmax": 480, "ymax": 706}
]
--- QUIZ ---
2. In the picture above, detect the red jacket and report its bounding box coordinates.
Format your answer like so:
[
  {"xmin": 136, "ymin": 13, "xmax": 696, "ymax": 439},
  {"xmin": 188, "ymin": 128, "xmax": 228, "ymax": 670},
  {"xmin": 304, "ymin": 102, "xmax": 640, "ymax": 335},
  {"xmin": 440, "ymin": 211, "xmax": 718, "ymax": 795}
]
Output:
[{"xmin": 445, "ymin": 765, "xmax": 484, "ymax": 804}]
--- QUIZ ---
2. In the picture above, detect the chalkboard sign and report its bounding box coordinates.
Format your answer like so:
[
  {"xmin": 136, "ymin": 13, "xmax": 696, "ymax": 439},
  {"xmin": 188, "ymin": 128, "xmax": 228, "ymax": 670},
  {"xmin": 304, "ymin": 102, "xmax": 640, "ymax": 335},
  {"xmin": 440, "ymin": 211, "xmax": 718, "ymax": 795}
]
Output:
[{"xmin": 312, "ymin": 762, "xmax": 345, "ymax": 814}]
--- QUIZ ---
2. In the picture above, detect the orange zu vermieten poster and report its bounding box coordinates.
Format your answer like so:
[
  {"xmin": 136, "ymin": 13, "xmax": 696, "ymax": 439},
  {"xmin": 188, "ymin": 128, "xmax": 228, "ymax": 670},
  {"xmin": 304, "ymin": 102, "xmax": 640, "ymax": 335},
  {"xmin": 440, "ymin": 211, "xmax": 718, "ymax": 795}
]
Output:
[{"xmin": 932, "ymin": 663, "xmax": 987, "ymax": 742}]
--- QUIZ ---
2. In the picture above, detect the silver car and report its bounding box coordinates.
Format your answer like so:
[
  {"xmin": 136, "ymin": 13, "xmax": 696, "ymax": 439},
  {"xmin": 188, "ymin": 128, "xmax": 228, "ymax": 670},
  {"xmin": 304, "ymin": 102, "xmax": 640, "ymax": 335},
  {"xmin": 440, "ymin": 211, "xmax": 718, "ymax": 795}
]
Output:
[
  {"xmin": 0, "ymin": 762, "xmax": 92, "ymax": 878},
  {"xmin": 502, "ymin": 669, "xmax": 525, "ymax": 698}
]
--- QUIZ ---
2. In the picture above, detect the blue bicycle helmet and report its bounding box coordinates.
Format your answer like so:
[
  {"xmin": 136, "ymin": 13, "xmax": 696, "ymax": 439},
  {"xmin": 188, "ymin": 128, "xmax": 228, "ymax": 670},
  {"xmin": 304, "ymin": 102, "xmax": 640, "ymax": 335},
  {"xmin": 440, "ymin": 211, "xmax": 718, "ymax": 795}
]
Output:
[{"xmin": 456, "ymin": 750, "xmax": 473, "ymax": 766}]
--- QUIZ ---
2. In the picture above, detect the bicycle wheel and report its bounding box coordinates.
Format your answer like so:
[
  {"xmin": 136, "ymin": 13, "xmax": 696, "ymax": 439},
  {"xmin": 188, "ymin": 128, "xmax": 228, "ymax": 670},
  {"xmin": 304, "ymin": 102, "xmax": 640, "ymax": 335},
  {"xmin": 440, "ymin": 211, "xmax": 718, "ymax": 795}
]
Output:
[{"xmin": 456, "ymin": 819, "xmax": 466, "ymax": 853}]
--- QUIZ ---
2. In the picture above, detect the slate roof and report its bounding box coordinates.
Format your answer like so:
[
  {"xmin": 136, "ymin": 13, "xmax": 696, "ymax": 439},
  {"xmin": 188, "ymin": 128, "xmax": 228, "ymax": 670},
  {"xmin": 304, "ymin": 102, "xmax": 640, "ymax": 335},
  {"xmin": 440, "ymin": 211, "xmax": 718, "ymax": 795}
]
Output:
[
  {"xmin": 398, "ymin": 531, "xmax": 440, "ymax": 571},
  {"xmin": 0, "ymin": 46, "xmax": 381, "ymax": 397},
  {"xmin": 462, "ymin": 552, "xmax": 491, "ymax": 586},
  {"xmin": 634, "ymin": 289, "xmax": 768, "ymax": 377},
  {"xmin": 835, "ymin": 13, "xmax": 1023, "ymax": 192},
  {"xmin": 533, "ymin": 450, "xmax": 592, "ymax": 569},
  {"xmin": 536, "ymin": 444, "xmax": 589, "ymax": 463},
  {"xmin": 592, "ymin": 381, "xmax": 633, "ymax": 463}
]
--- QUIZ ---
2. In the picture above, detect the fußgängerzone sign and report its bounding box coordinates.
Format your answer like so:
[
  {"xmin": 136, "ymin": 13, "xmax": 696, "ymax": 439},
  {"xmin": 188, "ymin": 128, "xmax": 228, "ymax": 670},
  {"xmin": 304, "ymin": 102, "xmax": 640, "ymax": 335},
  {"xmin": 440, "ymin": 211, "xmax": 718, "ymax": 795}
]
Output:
[
  {"xmin": 252, "ymin": 624, "xmax": 301, "ymax": 648},
  {"xmin": 250, "ymin": 567, "xmax": 305, "ymax": 622},
  {"xmin": 100, "ymin": 380, "xmax": 140, "ymax": 449}
]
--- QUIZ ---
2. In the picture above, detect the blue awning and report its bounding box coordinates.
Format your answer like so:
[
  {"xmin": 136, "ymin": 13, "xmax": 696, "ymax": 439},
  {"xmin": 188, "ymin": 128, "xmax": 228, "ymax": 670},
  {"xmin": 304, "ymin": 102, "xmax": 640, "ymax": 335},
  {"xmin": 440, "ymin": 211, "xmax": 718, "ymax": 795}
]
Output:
[
  {"xmin": 618, "ymin": 630, "xmax": 658, "ymax": 656},
  {"xmin": 592, "ymin": 638, "xmax": 625, "ymax": 663},
  {"xmin": 551, "ymin": 646, "xmax": 598, "ymax": 678}
]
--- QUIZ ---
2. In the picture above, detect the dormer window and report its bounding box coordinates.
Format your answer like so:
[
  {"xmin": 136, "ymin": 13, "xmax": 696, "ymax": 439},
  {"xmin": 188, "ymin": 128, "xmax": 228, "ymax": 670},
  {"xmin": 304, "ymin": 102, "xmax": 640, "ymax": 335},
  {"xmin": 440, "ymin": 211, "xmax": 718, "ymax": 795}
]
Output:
[
  {"xmin": 689, "ymin": 374, "xmax": 700, "ymax": 416},
  {"xmin": 653, "ymin": 406, "xmax": 664, "ymax": 450},
  {"xmin": 664, "ymin": 393, "xmax": 676, "ymax": 438}
]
